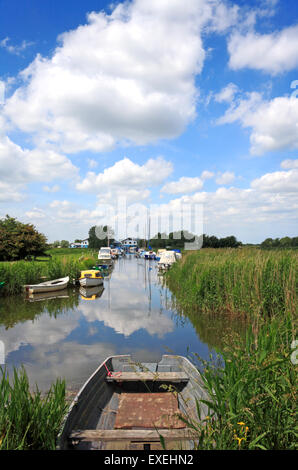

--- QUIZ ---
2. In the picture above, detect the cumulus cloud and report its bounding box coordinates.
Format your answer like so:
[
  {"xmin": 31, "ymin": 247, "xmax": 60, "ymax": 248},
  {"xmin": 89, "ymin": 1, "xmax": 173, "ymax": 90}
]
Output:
[
  {"xmin": 251, "ymin": 169, "xmax": 298, "ymax": 192},
  {"xmin": 217, "ymin": 92, "xmax": 298, "ymax": 155},
  {"xmin": 281, "ymin": 159, "xmax": 298, "ymax": 169},
  {"xmin": 0, "ymin": 135, "xmax": 78, "ymax": 201},
  {"xmin": 77, "ymin": 156, "xmax": 173, "ymax": 202},
  {"xmin": 25, "ymin": 208, "xmax": 46, "ymax": 219},
  {"xmin": 201, "ymin": 170, "xmax": 214, "ymax": 180},
  {"xmin": 161, "ymin": 176, "xmax": 204, "ymax": 194},
  {"xmin": 0, "ymin": 182, "xmax": 23, "ymax": 202},
  {"xmin": 214, "ymin": 83, "xmax": 239, "ymax": 103},
  {"xmin": 228, "ymin": 25, "xmax": 298, "ymax": 74},
  {"xmin": 0, "ymin": 135, "xmax": 77, "ymax": 185},
  {"xmin": 2, "ymin": 0, "xmax": 239, "ymax": 153},
  {"xmin": 215, "ymin": 171, "xmax": 235, "ymax": 185}
]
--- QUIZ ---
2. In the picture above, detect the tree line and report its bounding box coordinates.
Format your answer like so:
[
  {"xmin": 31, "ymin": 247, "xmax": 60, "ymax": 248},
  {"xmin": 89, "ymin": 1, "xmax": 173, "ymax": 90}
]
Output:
[
  {"xmin": 147, "ymin": 232, "xmax": 242, "ymax": 249},
  {"xmin": 260, "ymin": 237, "xmax": 298, "ymax": 248}
]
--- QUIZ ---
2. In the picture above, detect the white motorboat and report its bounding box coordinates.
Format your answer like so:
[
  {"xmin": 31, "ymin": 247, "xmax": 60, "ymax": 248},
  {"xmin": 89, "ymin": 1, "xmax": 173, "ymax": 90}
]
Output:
[
  {"xmin": 158, "ymin": 251, "xmax": 178, "ymax": 270},
  {"xmin": 98, "ymin": 247, "xmax": 113, "ymax": 265}
]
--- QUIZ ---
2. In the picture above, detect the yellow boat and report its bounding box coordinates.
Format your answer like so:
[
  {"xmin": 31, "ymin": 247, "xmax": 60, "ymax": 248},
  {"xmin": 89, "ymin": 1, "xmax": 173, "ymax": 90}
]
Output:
[{"xmin": 79, "ymin": 270, "xmax": 104, "ymax": 287}]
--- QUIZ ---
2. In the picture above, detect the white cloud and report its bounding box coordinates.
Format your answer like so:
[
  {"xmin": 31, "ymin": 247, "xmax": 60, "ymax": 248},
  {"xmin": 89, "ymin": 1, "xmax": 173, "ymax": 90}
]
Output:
[
  {"xmin": 228, "ymin": 25, "xmax": 298, "ymax": 74},
  {"xmin": 214, "ymin": 83, "xmax": 239, "ymax": 103},
  {"xmin": 251, "ymin": 169, "xmax": 298, "ymax": 193},
  {"xmin": 281, "ymin": 159, "xmax": 298, "ymax": 169},
  {"xmin": 49, "ymin": 200, "xmax": 72, "ymax": 209},
  {"xmin": 0, "ymin": 37, "xmax": 34, "ymax": 55},
  {"xmin": 161, "ymin": 176, "xmax": 203, "ymax": 194},
  {"xmin": 25, "ymin": 164, "xmax": 298, "ymax": 244},
  {"xmin": 25, "ymin": 208, "xmax": 46, "ymax": 219},
  {"xmin": 215, "ymin": 171, "xmax": 235, "ymax": 185},
  {"xmin": 2, "ymin": 0, "xmax": 239, "ymax": 154},
  {"xmin": 43, "ymin": 184, "xmax": 60, "ymax": 193},
  {"xmin": 77, "ymin": 156, "xmax": 173, "ymax": 202},
  {"xmin": 218, "ymin": 92, "xmax": 298, "ymax": 155},
  {"xmin": 0, "ymin": 182, "xmax": 23, "ymax": 202},
  {"xmin": 0, "ymin": 135, "xmax": 77, "ymax": 185},
  {"xmin": 201, "ymin": 170, "xmax": 214, "ymax": 180}
]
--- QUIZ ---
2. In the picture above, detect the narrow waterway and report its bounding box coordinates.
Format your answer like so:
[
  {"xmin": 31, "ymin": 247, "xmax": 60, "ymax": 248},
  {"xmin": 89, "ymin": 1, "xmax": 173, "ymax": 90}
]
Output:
[{"xmin": 0, "ymin": 256, "xmax": 246, "ymax": 391}]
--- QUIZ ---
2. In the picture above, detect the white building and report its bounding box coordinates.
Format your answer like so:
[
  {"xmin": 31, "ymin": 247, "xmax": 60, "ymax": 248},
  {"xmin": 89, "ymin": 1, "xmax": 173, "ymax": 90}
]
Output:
[
  {"xmin": 121, "ymin": 238, "xmax": 138, "ymax": 251},
  {"xmin": 70, "ymin": 239, "xmax": 89, "ymax": 248}
]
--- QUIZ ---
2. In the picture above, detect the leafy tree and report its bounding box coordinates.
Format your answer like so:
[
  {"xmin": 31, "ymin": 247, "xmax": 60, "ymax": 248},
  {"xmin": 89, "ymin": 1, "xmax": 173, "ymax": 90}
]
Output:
[
  {"xmin": 0, "ymin": 215, "xmax": 47, "ymax": 261},
  {"xmin": 88, "ymin": 225, "xmax": 114, "ymax": 249},
  {"xmin": 60, "ymin": 240, "xmax": 70, "ymax": 248},
  {"xmin": 52, "ymin": 240, "xmax": 61, "ymax": 248}
]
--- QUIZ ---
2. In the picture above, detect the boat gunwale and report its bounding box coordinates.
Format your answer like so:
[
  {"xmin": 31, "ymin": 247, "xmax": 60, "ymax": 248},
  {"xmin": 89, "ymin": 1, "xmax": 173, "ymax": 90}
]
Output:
[
  {"xmin": 24, "ymin": 276, "xmax": 69, "ymax": 289},
  {"xmin": 56, "ymin": 354, "xmax": 205, "ymax": 449}
]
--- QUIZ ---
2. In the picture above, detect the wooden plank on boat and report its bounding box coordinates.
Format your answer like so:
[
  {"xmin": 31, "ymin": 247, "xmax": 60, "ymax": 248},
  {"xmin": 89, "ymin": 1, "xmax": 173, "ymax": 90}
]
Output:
[
  {"xmin": 69, "ymin": 429, "xmax": 196, "ymax": 442},
  {"xmin": 105, "ymin": 372, "xmax": 189, "ymax": 382}
]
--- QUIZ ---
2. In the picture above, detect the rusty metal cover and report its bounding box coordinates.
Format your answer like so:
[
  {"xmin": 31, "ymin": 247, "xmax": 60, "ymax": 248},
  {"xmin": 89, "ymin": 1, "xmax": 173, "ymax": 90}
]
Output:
[{"xmin": 114, "ymin": 393, "xmax": 186, "ymax": 429}]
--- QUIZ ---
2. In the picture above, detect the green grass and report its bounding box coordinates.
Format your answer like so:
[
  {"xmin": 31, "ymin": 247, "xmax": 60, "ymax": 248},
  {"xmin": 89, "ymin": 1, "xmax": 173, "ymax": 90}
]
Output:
[
  {"xmin": 0, "ymin": 367, "xmax": 67, "ymax": 450},
  {"xmin": 163, "ymin": 248, "xmax": 297, "ymax": 449},
  {"xmin": 166, "ymin": 248, "xmax": 297, "ymax": 319},
  {"xmin": 180, "ymin": 315, "xmax": 297, "ymax": 450},
  {"xmin": 0, "ymin": 249, "xmax": 98, "ymax": 296}
]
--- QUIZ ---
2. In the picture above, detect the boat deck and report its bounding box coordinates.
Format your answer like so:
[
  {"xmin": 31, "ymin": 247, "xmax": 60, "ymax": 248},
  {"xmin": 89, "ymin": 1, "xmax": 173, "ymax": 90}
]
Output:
[{"xmin": 58, "ymin": 355, "xmax": 209, "ymax": 451}]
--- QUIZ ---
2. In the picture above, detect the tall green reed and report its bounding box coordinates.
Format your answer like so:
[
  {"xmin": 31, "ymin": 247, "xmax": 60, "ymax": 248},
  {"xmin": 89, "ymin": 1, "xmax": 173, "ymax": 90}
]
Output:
[
  {"xmin": 180, "ymin": 315, "xmax": 297, "ymax": 450},
  {"xmin": 0, "ymin": 367, "xmax": 67, "ymax": 450},
  {"xmin": 166, "ymin": 248, "xmax": 297, "ymax": 319}
]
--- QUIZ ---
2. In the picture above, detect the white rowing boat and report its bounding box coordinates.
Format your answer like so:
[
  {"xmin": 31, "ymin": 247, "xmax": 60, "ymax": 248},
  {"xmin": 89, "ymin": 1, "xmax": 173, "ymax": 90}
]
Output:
[{"xmin": 24, "ymin": 276, "xmax": 69, "ymax": 294}]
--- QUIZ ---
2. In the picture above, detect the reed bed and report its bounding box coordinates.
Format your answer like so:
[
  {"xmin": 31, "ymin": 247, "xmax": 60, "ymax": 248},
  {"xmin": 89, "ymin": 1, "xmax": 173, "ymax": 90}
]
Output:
[
  {"xmin": 164, "ymin": 248, "xmax": 297, "ymax": 449},
  {"xmin": 166, "ymin": 248, "xmax": 297, "ymax": 319},
  {"xmin": 0, "ymin": 250, "xmax": 98, "ymax": 296},
  {"xmin": 181, "ymin": 315, "xmax": 297, "ymax": 450},
  {"xmin": 0, "ymin": 367, "xmax": 67, "ymax": 450}
]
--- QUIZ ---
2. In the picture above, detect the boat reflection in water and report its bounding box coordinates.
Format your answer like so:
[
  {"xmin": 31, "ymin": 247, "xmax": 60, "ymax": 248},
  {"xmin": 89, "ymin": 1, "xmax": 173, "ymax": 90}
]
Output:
[
  {"xmin": 27, "ymin": 289, "xmax": 70, "ymax": 302},
  {"xmin": 79, "ymin": 285, "xmax": 105, "ymax": 301}
]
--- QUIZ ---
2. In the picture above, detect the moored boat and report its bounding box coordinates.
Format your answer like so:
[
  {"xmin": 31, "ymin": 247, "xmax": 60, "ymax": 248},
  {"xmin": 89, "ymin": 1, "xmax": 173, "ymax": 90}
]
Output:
[
  {"xmin": 155, "ymin": 249, "xmax": 166, "ymax": 261},
  {"xmin": 98, "ymin": 247, "xmax": 113, "ymax": 265},
  {"xmin": 57, "ymin": 354, "xmax": 209, "ymax": 450},
  {"xmin": 144, "ymin": 250, "xmax": 156, "ymax": 260},
  {"xmin": 24, "ymin": 276, "xmax": 69, "ymax": 294},
  {"xmin": 79, "ymin": 270, "xmax": 103, "ymax": 287},
  {"xmin": 157, "ymin": 251, "xmax": 178, "ymax": 270}
]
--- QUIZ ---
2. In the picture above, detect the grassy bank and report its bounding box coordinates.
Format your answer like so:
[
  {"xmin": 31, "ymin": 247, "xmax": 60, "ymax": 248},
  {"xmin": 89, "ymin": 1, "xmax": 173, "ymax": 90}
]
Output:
[
  {"xmin": 182, "ymin": 315, "xmax": 297, "ymax": 450},
  {"xmin": 0, "ymin": 367, "xmax": 67, "ymax": 450},
  {"xmin": 0, "ymin": 249, "xmax": 98, "ymax": 296},
  {"xmin": 166, "ymin": 248, "xmax": 297, "ymax": 319},
  {"xmin": 164, "ymin": 248, "xmax": 297, "ymax": 449}
]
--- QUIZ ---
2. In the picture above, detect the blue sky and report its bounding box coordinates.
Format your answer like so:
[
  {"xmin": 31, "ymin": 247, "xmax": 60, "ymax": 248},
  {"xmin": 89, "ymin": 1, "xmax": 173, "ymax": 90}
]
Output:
[{"xmin": 0, "ymin": 0, "xmax": 297, "ymax": 243}]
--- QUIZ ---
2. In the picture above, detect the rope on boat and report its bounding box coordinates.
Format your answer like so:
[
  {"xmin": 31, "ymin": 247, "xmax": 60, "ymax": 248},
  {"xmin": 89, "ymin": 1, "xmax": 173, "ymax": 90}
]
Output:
[{"xmin": 103, "ymin": 362, "xmax": 122, "ymax": 378}]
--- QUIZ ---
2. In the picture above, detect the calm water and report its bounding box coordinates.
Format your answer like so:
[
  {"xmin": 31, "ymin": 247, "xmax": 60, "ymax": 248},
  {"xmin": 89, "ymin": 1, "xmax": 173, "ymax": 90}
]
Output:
[{"xmin": 0, "ymin": 256, "xmax": 246, "ymax": 391}]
